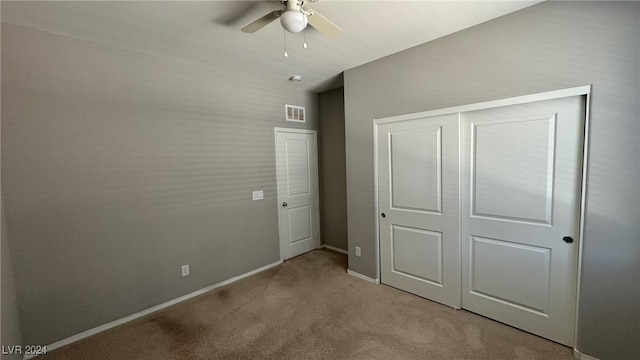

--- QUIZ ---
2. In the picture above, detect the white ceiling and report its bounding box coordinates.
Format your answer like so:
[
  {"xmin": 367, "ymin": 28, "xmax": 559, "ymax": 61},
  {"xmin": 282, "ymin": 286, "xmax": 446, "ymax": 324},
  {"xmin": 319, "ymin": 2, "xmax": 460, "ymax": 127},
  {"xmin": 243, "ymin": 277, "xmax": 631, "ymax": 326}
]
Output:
[{"xmin": 1, "ymin": 1, "xmax": 541, "ymax": 93}]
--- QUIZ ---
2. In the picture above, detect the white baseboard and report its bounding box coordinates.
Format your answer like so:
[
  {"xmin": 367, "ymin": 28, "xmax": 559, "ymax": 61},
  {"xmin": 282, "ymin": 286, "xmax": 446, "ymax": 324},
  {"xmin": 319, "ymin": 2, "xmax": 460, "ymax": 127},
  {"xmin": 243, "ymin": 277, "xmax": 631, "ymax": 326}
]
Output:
[
  {"xmin": 322, "ymin": 244, "xmax": 348, "ymax": 255},
  {"xmin": 24, "ymin": 260, "xmax": 283, "ymax": 360},
  {"xmin": 347, "ymin": 269, "xmax": 380, "ymax": 284},
  {"xmin": 573, "ymin": 349, "xmax": 600, "ymax": 360}
]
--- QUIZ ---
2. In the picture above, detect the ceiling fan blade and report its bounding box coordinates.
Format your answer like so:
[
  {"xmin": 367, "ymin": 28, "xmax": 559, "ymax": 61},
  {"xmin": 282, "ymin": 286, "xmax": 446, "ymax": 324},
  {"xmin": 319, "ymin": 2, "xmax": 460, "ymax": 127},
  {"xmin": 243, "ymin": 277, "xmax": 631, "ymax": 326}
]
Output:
[
  {"xmin": 306, "ymin": 9, "xmax": 342, "ymax": 38},
  {"xmin": 241, "ymin": 11, "xmax": 282, "ymax": 33}
]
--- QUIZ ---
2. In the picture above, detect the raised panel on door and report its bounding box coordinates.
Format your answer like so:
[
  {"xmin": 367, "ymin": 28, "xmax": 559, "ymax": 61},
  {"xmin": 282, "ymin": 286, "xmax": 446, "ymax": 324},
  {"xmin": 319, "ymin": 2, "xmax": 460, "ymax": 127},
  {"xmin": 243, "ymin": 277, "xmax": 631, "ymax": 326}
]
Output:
[
  {"xmin": 461, "ymin": 96, "xmax": 584, "ymax": 346},
  {"xmin": 470, "ymin": 236, "xmax": 551, "ymax": 314},
  {"xmin": 285, "ymin": 140, "xmax": 311, "ymax": 197},
  {"xmin": 287, "ymin": 205, "xmax": 312, "ymax": 245},
  {"xmin": 390, "ymin": 129, "xmax": 442, "ymax": 213},
  {"xmin": 472, "ymin": 115, "xmax": 555, "ymax": 224},
  {"xmin": 378, "ymin": 113, "xmax": 459, "ymax": 308},
  {"xmin": 275, "ymin": 130, "xmax": 320, "ymax": 260},
  {"xmin": 392, "ymin": 225, "xmax": 443, "ymax": 285}
]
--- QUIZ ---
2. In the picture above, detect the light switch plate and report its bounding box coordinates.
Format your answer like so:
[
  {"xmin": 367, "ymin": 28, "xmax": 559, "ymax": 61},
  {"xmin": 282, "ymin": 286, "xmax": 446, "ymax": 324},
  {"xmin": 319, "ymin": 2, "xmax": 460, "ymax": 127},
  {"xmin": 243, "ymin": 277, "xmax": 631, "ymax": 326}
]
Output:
[{"xmin": 252, "ymin": 191, "xmax": 264, "ymax": 200}]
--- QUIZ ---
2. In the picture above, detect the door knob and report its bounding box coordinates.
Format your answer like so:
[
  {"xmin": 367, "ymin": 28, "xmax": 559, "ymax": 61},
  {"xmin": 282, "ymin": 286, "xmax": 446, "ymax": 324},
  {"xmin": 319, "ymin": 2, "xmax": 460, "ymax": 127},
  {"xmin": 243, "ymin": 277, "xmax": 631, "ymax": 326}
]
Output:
[
  {"xmin": 381, "ymin": 213, "xmax": 386, "ymax": 218},
  {"xmin": 282, "ymin": 202, "xmax": 288, "ymax": 207},
  {"xmin": 563, "ymin": 236, "xmax": 574, "ymax": 244}
]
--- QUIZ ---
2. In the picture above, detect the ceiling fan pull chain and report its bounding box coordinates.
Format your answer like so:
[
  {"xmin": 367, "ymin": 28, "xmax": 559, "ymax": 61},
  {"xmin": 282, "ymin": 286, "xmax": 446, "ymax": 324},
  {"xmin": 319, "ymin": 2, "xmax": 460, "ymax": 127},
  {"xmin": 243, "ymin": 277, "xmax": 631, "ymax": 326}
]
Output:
[
  {"xmin": 303, "ymin": 28, "xmax": 308, "ymax": 49},
  {"xmin": 283, "ymin": 29, "xmax": 289, "ymax": 57}
]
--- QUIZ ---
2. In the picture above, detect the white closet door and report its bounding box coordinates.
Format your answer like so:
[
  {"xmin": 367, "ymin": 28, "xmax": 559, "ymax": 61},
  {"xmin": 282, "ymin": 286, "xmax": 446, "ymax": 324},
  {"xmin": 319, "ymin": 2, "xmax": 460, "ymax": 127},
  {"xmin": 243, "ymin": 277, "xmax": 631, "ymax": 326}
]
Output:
[
  {"xmin": 378, "ymin": 114, "xmax": 460, "ymax": 308},
  {"xmin": 460, "ymin": 96, "xmax": 584, "ymax": 346}
]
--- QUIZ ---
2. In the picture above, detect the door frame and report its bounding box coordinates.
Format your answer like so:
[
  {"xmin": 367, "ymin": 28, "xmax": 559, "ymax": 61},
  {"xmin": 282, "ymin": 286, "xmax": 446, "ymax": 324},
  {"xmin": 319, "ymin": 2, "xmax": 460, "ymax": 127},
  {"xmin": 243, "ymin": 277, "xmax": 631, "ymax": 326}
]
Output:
[
  {"xmin": 373, "ymin": 85, "xmax": 591, "ymax": 347},
  {"xmin": 274, "ymin": 127, "xmax": 321, "ymax": 261}
]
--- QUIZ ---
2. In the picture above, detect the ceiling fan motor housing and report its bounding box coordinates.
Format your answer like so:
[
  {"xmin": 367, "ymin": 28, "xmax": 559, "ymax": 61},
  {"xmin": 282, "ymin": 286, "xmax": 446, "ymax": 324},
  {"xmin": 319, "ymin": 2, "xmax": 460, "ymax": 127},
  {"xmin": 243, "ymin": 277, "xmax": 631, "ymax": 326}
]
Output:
[{"xmin": 280, "ymin": 0, "xmax": 308, "ymax": 33}]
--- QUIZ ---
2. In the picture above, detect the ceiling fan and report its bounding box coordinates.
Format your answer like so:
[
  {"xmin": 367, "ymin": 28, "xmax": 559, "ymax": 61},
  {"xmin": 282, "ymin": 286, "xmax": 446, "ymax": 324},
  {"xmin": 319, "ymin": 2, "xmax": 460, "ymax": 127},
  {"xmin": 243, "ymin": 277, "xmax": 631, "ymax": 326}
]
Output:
[{"xmin": 241, "ymin": 0, "xmax": 342, "ymax": 38}]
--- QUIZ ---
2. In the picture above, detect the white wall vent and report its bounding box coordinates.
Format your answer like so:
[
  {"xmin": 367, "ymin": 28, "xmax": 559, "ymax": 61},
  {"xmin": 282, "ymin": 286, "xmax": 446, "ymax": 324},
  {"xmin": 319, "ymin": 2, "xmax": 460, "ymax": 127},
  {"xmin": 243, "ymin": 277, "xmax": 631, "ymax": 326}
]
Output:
[{"xmin": 285, "ymin": 104, "xmax": 305, "ymax": 123}]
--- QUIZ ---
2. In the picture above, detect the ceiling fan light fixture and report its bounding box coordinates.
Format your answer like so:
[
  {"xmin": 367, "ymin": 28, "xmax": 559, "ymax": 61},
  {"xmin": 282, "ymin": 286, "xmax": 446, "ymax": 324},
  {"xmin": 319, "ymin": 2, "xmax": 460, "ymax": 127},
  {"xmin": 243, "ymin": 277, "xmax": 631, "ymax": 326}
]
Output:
[{"xmin": 280, "ymin": 10, "xmax": 308, "ymax": 33}]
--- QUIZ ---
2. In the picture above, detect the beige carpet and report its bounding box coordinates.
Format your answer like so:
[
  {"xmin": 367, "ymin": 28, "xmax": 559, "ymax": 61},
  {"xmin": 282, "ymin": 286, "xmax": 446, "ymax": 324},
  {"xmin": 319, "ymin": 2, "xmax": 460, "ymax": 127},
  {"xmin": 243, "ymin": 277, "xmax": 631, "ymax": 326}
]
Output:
[{"xmin": 40, "ymin": 249, "xmax": 573, "ymax": 359}]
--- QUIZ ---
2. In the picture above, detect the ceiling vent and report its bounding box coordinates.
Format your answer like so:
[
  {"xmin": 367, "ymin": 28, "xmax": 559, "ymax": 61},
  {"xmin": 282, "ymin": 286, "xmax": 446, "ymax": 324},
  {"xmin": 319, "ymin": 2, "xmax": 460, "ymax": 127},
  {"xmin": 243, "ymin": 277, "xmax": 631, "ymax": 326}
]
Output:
[{"xmin": 285, "ymin": 104, "xmax": 305, "ymax": 122}]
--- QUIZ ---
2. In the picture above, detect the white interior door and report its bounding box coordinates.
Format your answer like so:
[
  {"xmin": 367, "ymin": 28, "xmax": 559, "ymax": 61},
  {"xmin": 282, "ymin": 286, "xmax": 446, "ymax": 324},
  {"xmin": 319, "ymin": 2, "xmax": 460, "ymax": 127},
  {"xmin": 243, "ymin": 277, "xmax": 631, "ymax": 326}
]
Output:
[
  {"xmin": 460, "ymin": 96, "xmax": 584, "ymax": 346},
  {"xmin": 275, "ymin": 128, "xmax": 320, "ymax": 260},
  {"xmin": 378, "ymin": 114, "xmax": 460, "ymax": 308}
]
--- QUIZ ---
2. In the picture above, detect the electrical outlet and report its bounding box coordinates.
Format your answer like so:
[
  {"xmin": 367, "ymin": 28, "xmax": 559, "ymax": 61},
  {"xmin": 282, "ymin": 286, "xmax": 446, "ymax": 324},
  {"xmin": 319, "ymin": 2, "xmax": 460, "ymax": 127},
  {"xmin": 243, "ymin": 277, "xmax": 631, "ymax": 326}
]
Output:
[
  {"xmin": 181, "ymin": 264, "xmax": 190, "ymax": 277},
  {"xmin": 355, "ymin": 246, "xmax": 361, "ymax": 257},
  {"xmin": 252, "ymin": 190, "xmax": 264, "ymax": 200}
]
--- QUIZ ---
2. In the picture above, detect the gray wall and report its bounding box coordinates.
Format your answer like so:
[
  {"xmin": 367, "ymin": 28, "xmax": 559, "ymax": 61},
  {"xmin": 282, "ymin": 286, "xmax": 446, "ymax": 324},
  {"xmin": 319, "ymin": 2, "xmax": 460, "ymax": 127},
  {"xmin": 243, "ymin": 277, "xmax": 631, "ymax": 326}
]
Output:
[
  {"xmin": 1, "ymin": 23, "xmax": 318, "ymax": 345},
  {"xmin": 1, "ymin": 198, "xmax": 23, "ymax": 359},
  {"xmin": 344, "ymin": 2, "xmax": 639, "ymax": 359},
  {"xmin": 318, "ymin": 88, "xmax": 347, "ymax": 251}
]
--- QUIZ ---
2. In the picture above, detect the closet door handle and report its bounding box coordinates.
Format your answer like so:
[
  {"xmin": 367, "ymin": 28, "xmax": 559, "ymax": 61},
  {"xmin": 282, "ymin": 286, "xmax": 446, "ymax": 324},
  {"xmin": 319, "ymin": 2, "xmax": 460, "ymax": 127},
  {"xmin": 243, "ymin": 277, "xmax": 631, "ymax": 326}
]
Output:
[
  {"xmin": 563, "ymin": 236, "xmax": 574, "ymax": 244},
  {"xmin": 282, "ymin": 202, "xmax": 288, "ymax": 207},
  {"xmin": 381, "ymin": 213, "xmax": 386, "ymax": 218}
]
